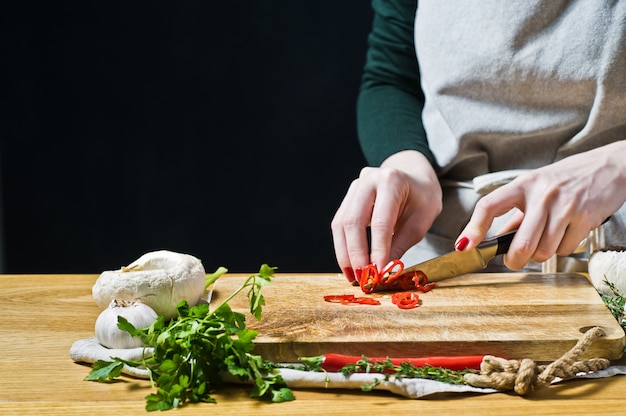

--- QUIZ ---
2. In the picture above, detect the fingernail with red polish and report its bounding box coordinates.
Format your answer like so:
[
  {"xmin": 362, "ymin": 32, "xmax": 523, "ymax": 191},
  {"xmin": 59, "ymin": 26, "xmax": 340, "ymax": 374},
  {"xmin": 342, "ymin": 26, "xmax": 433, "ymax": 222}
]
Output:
[
  {"xmin": 455, "ymin": 236, "xmax": 469, "ymax": 251},
  {"xmin": 344, "ymin": 267, "xmax": 356, "ymax": 283},
  {"xmin": 354, "ymin": 267, "xmax": 362, "ymax": 285}
]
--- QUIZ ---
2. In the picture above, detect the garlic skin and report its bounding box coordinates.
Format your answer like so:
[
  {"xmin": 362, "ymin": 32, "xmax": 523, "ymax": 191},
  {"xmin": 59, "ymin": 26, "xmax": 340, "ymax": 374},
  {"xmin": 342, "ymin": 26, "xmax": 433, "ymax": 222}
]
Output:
[
  {"xmin": 92, "ymin": 250, "xmax": 206, "ymax": 319},
  {"xmin": 95, "ymin": 299, "xmax": 158, "ymax": 349}
]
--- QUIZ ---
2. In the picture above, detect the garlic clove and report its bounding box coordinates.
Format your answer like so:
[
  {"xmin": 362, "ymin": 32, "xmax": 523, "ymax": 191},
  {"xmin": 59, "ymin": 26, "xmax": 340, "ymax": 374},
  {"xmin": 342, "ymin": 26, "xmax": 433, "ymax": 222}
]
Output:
[
  {"xmin": 92, "ymin": 250, "xmax": 206, "ymax": 319},
  {"xmin": 95, "ymin": 299, "xmax": 158, "ymax": 349}
]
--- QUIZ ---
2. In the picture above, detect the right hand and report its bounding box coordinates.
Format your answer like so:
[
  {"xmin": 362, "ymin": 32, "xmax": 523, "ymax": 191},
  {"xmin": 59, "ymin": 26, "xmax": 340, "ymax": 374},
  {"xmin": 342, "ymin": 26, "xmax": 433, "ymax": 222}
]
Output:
[{"xmin": 331, "ymin": 150, "xmax": 442, "ymax": 282}]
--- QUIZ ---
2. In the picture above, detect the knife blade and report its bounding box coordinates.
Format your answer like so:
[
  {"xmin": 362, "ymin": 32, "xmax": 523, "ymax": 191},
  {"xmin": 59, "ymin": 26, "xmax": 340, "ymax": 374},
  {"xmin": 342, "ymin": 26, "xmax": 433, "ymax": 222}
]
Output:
[{"xmin": 401, "ymin": 230, "xmax": 516, "ymax": 282}]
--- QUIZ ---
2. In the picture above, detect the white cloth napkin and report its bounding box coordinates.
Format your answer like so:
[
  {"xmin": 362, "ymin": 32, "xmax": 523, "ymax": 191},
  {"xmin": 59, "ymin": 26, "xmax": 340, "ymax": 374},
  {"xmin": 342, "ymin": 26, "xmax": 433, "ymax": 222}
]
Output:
[{"xmin": 70, "ymin": 337, "xmax": 626, "ymax": 398}]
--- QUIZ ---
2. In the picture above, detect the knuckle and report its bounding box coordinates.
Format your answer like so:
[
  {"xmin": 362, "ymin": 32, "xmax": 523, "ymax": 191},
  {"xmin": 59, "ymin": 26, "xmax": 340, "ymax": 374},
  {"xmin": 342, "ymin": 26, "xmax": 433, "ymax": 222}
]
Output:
[
  {"xmin": 532, "ymin": 246, "xmax": 554, "ymax": 263},
  {"xmin": 330, "ymin": 215, "xmax": 342, "ymax": 231},
  {"xmin": 474, "ymin": 194, "xmax": 498, "ymax": 212},
  {"xmin": 369, "ymin": 216, "xmax": 392, "ymax": 232},
  {"xmin": 506, "ymin": 238, "xmax": 535, "ymax": 269},
  {"xmin": 358, "ymin": 166, "xmax": 377, "ymax": 180},
  {"xmin": 339, "ymin": 209, "xmax": 367, "ymax": 230},
  {"xmin": 515, "ymin": 236, "xmax": 535, "ymax": 256},
  {"xmin": 376, "ymin": 166, "xmax": 406, "ymax": 187}
]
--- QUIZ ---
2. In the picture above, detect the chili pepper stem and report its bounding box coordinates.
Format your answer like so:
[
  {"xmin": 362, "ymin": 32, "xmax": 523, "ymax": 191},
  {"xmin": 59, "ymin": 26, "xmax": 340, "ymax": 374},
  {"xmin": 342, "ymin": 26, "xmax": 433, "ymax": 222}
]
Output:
[{"xmin": 298, "ymin": 355, "xmax": 325, "ymax": 372}]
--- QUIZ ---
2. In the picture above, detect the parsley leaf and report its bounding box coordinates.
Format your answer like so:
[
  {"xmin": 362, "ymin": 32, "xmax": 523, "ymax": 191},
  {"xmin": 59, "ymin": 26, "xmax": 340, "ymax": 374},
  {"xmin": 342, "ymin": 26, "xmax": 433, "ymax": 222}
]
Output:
[
  {"xmin": 85, "ymin": 264, "xmax": 294, "ymax": 411},
  {"xmin": 84, "ymin": 360, "xmax": 125, "ymax": 382}
]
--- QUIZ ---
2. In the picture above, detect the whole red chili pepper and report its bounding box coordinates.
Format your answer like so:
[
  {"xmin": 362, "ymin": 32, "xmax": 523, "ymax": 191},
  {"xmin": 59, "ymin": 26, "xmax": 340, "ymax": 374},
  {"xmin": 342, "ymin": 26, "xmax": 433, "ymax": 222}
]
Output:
[{"xmin": 300, "ymin": 353, "xmax": 487, "ymax": 372}]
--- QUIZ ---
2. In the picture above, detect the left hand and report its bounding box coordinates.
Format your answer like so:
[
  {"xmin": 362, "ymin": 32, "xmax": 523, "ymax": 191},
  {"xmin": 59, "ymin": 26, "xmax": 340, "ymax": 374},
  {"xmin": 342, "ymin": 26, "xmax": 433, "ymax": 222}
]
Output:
[{"xmin": 456, "ymin": 140, "xmax": 626, "ymax": 270}]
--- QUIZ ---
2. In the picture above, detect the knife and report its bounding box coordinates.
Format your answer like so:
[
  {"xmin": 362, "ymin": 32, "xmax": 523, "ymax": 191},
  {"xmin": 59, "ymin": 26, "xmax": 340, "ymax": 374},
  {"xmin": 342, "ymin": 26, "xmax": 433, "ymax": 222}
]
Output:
[{"xmin": 401, "ymin": 230, "xmax": 516, "ymax": 282}]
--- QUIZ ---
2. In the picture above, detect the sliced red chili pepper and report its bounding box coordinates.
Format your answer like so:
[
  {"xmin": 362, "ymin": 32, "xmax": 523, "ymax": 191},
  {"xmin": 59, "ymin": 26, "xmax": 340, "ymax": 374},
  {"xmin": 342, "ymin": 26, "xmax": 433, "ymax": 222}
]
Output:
[
  {"xmin": 396, "ymin": 299, "xmax": 419, "ymax": 309},
  {"xmin": 323, "ymin": 294, "xmax": 380, "ymax": 306},
  {"xmin": 353, "ymin": 260, "xmax": 436, "ymax": 297},
  {"xmin": 412, "ymin": 271, "xmax": 437, "ymax": 292},
  {"xmin": 379, "ymin": 259, "xmax": 404, "ymax": 285},
  {"xmin": 391, "ymin": 291, "xmax": 420, "ymax": 309},
  {"xmin": 412, "ymin": 270, "xmax": 429, "ymax": 286},
  {"xmin": 323, "ymin": 294, "xmax": 355, "ymax": 303},
  {"xmin": 346, "ymin": 297, "xmax": 381, "ymax": 306},
  {"xmin": 384, "ymin": 273, "xmax": 420, "ymax": 291},
  {"xmin": 416, "ymin": 282, "xmax": 437, "ymax": 293},
  {"xmin": 359, "ymin": 264, "xmax": 380, "ymax": 294}
]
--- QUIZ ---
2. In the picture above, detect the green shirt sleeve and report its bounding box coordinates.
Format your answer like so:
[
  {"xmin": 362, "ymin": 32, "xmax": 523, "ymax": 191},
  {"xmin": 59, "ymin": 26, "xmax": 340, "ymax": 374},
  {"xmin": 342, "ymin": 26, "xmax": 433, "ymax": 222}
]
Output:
[{"xmin": 357, "ymin": 0, "xmax": 435, "ymax": 167}]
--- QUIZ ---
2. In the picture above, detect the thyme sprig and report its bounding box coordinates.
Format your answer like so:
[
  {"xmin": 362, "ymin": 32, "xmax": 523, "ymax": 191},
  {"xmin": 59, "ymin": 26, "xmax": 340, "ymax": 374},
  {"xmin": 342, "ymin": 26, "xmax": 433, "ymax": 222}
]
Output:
[
  {"xmin": 601, "ymin": 278, "xmax": 626, "ymax": 333},
  {"xmin": 320, "ymin": 356, "xmax": 475, "ymax": 391}
]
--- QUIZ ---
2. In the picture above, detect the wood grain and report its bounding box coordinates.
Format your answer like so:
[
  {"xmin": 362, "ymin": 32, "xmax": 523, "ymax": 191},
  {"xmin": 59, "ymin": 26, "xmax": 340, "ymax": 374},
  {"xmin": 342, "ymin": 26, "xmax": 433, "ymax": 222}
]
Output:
[
  {"xmin": 1, "ymin": 273, "xmax": 626, "ymax": 416},
  {"xmin": 212, "ymin": 273, "xmax": 625, "ymax": 362}
]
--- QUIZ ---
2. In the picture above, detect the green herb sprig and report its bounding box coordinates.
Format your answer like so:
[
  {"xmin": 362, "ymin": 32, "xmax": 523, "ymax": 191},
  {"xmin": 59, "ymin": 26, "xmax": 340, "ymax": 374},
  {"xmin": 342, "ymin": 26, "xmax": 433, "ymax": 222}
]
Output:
[
  {"xmin": 602, "ymin": 278, "xmax": 626, "ymax": 333},
  {"xmin": 300, "ymin": 355, "xmax": 475, "ymax": 391},
  {"xmin": 85, "ymin": 264, "xmax": 294, "ymax": 411}
]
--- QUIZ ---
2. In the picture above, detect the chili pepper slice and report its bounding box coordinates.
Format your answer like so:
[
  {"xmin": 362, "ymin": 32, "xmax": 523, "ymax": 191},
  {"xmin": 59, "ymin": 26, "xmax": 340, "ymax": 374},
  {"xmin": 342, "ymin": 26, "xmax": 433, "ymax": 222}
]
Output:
[
  {"xmin": 323, "ymin": 294, "xmax": 380, "ymax": 306},
  {"xmin": 383, "ymin": 274, "xmax": 421, "ymax": 291},
  {"xmin": 412, "ymin": 271, "xmax": 437, "ymax": 293},
  {"xmin": 379, "ymin": 259, "xmax": 404, "ymax": 285},
  {"xmin": 323, "ymin": 294, "xmax": 355, "ymax": 303},
  {"xmin": 347, "ymin": 297, "xmax": 381, "ymax": 306},
  {"xmin": 412, "ymin": 270, "xmax": 428, "ymax": 286},
  {"xmin": 359, "ymin": 264, "xmax": 380, "ymax": 294},
  {"xmin": 416, "ymin": 282, "xmax": 437, "ymax": 293},
  {"xmin": 391, "ymin": 291, "xmax": 420, "ymax": 309}
]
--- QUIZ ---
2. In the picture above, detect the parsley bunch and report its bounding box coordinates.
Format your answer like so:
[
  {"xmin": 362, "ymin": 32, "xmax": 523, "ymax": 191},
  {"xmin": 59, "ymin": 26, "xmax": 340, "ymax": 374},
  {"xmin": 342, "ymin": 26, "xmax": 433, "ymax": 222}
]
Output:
[{"xmin": 86, "ymin": 264, "xmax": 294, "ymax": 411}]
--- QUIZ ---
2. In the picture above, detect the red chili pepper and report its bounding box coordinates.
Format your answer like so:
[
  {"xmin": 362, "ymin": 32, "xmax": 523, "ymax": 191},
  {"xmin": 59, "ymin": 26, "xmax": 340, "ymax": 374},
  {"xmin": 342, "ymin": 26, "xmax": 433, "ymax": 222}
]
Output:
[
  {"xmin": 391, "ymin": 291, "xmax": 420, "ymax": 309},
  {"xmin": 356, "ymin": 260, "xmax": 436, "ymax": 294},
  {"xmin": 379, "ymin": 259, "xmax": 404, "ymax": 285},
  {"xmin": 323, "ymin": 294, "xmax": 380, "ymax": 306},
  {"xmin": 383, "ymin": 274, "xmax": 423, "ymax": 291},
  {"xmin": 413, "ymin": 270, "xmax": 437, "ymax": 292},
  {"xmin": 358, "ymin": 264, "xmax": 380, "ymax": 294},
  {"xmin": 304, "ymin": 353, "xmax": 487, "ymax": 372},
  {"xmin": 323, "ymin": 294, "xmax": 355, "ymax": 303},
  {"xmin": 347, "ymin": 297, "xmax": 381, "ymax": 305}
]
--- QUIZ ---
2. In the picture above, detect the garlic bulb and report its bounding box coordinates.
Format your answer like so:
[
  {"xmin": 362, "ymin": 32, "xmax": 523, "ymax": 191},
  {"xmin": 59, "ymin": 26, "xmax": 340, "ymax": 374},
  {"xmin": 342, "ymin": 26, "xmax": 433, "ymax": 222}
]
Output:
[
  {"xmin": 588, "ymin": 246, "xmax": 626, "ymax": 296},
  {"xmin": 95, "ymin": 299, "xmax": 158, "ymax": 349},
  {"xmin": 92, "ymin": 250, "xmax": 206, "ymax": 319}
]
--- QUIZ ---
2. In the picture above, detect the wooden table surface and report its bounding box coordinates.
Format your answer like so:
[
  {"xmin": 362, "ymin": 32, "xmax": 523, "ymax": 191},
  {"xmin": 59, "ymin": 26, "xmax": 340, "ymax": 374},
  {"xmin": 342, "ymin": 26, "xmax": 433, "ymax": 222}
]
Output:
[{"xmin": 1, "ymin": 273, "xmax": 626, "ymax": 415}]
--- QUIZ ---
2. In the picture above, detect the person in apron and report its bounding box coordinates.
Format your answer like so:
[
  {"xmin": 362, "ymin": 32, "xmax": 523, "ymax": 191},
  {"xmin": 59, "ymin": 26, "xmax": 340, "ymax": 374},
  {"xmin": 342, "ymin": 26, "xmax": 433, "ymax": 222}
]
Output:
[{"xmin": 331, "ymin": 0, "xmax": 626, "ymax": 282}]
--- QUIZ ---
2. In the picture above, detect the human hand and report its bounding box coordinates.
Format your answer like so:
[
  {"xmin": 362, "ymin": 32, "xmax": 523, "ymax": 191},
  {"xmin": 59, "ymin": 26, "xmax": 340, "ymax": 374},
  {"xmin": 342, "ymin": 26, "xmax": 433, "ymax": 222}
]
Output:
[
  {"xmin": 331, "ymin": 150, "xmax": 442, "ymax": 282},
  {"xmin": 456, "ymin": 141, "xmax": 626, "ymax": 270}
]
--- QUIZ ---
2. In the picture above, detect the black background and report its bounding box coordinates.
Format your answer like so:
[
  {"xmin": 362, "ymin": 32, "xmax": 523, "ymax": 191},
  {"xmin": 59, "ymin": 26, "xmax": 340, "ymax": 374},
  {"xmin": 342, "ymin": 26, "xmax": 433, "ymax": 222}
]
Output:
[{"xmin": 1, "ymin": 2, "xmax": 372, "ymax": 273}]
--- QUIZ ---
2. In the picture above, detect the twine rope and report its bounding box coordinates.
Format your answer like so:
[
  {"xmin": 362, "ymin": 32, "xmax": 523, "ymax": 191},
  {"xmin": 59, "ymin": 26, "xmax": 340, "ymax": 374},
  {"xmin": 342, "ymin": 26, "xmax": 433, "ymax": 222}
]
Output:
[{"xmin": 464, "ymin": 326, "xmax": 610, "ymax": 395}]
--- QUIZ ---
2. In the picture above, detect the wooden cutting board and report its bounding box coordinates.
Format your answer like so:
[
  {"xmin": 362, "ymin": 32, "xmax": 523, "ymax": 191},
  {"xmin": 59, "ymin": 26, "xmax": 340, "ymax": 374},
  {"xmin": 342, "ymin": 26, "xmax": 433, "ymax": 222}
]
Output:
[{"xmin": 210, "ymin": 272, "xmax": 625, "ymax": 363}]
